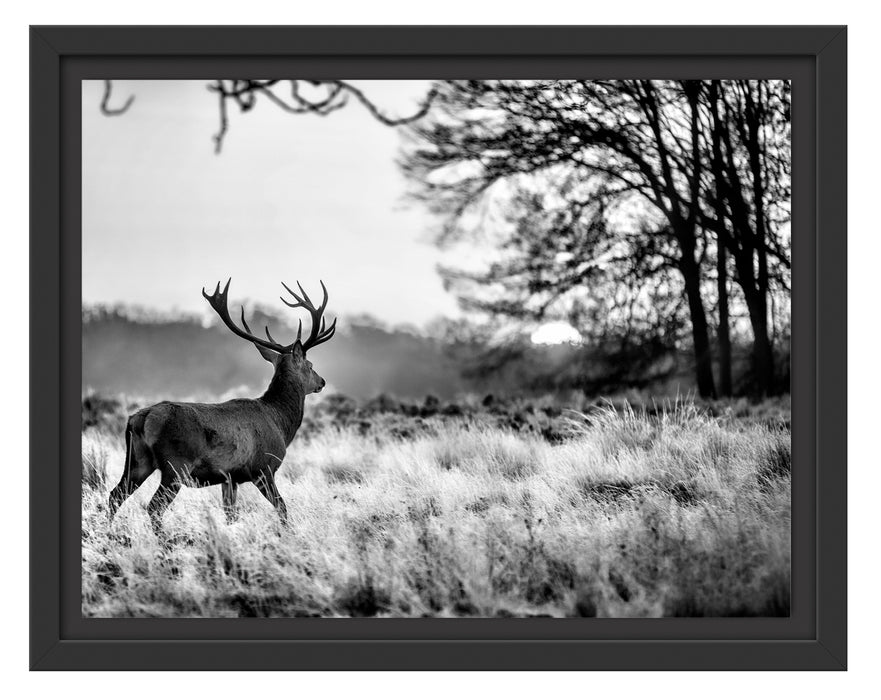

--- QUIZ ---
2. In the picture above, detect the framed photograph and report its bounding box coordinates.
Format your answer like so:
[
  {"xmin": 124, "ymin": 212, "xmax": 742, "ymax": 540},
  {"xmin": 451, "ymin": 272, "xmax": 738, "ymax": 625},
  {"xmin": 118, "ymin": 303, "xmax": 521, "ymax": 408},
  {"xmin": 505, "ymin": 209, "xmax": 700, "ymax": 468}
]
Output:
[{"xmin": 30, "ymin": 25, "xmax": 846, "ymax": 670}]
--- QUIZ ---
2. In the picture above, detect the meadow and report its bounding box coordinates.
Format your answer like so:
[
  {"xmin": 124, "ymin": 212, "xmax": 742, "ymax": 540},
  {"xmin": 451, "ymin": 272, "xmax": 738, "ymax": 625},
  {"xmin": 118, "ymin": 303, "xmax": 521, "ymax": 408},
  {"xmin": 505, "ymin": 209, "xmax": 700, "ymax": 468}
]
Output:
[{"xmin": 81, "ymin": 392, "xmax": 791, "ymax": 617}]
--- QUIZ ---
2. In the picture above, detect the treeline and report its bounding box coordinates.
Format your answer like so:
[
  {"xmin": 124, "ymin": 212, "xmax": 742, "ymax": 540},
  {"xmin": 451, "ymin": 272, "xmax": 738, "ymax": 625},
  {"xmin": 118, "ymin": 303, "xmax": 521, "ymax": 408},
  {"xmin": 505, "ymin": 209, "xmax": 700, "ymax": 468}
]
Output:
[{"xmin": 82, "ymin": 306, "xmax": 776, "ymax": 401}]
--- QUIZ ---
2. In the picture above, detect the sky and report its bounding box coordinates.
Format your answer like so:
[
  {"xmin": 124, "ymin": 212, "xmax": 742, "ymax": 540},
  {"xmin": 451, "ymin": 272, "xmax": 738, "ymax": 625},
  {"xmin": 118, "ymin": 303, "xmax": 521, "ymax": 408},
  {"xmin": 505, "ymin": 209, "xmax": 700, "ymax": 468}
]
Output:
[{"xmin": 82, "ymin": 80, "xmax": 462, "ymax": 327}]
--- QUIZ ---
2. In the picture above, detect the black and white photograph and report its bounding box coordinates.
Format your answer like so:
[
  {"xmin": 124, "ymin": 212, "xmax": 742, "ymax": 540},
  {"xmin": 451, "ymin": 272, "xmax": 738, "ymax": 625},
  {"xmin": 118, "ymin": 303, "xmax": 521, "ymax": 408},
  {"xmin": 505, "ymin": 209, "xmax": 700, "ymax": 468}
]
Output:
[{"xmin": 81, "ymin": 78, "xmax": 792, "ymax": 619}]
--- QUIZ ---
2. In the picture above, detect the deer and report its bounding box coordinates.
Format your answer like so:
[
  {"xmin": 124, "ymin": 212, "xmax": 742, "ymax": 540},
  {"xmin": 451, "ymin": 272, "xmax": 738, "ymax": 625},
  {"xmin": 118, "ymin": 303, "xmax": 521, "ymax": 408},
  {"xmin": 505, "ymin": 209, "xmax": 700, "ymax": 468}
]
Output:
[{"xmin": 107, "ymin": 279, "xmax": 336, "ymax": 532}]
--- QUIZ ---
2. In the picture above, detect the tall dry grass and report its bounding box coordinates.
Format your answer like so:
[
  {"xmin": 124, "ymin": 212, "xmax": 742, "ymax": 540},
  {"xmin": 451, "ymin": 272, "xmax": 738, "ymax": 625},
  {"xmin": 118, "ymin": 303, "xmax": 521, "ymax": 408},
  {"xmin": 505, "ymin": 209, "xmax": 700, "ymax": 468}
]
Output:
[{"xmin": 81, "ymin": 398, "xmax": 790, "ymax": 617}]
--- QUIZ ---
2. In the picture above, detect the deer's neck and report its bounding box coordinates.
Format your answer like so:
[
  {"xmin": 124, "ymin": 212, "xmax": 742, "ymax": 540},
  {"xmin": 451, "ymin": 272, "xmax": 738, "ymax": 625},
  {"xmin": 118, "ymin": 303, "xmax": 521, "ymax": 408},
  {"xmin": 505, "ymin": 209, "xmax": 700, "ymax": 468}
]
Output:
[{"xmin": 260, "ymin": 364, "xmax": 306, "ymax": 444}]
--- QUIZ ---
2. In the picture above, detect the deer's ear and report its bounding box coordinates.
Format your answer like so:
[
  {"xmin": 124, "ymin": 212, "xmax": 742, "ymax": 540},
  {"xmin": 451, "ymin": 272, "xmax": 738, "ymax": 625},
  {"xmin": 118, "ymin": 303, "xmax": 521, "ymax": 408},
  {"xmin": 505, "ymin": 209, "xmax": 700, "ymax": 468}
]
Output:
[
  {"xmin": 254, "ymin": 343, "xmax": 281, "ymax": 367},
  {"xmin": 291, "ymin": 340, "xmax": 306, "ymax": 360}
]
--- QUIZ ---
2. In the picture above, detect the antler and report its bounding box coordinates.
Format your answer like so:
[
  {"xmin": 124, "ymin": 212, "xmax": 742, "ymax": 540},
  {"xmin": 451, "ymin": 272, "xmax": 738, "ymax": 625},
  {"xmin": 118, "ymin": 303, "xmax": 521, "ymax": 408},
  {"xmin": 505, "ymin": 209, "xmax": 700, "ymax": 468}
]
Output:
[
  {"xmin": 280, "ymin": 280, "xmax": 337, "ymax": 351},
  {"xmin": 202, "ymin": 279, "xmax": 289, "ymax": 353}
]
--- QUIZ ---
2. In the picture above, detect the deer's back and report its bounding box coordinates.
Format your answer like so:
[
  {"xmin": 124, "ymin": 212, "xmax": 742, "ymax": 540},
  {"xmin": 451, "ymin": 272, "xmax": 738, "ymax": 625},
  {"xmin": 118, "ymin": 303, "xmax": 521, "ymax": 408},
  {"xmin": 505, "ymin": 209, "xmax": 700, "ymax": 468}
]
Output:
[{"xmin": 130, "ymin": 399, "xmax": 287, "ymax": 480}]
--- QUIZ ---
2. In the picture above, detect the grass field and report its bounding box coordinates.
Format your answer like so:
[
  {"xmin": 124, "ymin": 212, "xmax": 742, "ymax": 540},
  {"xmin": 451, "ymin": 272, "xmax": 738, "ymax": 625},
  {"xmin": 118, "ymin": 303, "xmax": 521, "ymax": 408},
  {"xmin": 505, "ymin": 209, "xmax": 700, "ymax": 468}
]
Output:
[{"xmin": 81, "ymin": 393, "xmax": 791, "ymax": 617}]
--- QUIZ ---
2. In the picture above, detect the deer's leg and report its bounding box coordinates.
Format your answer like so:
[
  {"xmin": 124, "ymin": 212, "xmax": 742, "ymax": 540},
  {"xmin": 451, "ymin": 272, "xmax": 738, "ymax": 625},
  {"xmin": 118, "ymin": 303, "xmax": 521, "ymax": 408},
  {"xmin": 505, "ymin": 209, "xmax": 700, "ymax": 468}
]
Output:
[
  {"xmin": 147, "ymin": 471, "xmax": 182, "ymax": 535},
  {"xmin": 108, "ymin": 426, "xmax": 155, "ymax": 520},
  {"xmin": 254, "ymin": 469, "xmax": 288, "ymax": 526},
  {"xmin": 222, "ymin": 479, "xmax": 238, "ymax": 523}
]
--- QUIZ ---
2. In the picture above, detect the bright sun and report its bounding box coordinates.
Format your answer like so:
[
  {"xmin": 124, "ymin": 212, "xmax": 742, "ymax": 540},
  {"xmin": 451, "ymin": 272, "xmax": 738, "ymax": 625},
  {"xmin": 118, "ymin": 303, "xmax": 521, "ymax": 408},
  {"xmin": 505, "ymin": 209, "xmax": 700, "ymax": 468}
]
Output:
[{"xmin": 530, "ymin": 321, "xmax": 583, "ymax": 345}]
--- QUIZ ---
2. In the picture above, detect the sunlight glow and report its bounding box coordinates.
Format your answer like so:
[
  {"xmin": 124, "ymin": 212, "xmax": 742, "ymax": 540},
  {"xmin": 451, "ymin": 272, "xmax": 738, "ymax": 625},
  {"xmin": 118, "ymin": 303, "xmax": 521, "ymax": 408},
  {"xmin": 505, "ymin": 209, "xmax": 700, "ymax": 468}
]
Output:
[{"xmin": 530, "ymin": 322, "xmax": 583, "ymax": 345}]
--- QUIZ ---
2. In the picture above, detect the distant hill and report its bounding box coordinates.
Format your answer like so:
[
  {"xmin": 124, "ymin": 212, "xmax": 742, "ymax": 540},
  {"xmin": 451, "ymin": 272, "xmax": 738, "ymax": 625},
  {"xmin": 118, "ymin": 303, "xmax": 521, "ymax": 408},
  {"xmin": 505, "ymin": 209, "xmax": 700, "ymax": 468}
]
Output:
[{"xmin": 82, "ymin": 307, "xmax": 473, "ymax": 401}]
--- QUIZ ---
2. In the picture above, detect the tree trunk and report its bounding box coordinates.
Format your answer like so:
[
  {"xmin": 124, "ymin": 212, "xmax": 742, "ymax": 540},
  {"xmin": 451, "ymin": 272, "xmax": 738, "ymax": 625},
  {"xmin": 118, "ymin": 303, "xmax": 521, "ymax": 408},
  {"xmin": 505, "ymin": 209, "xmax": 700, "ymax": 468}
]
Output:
[
  {"xmin": 680, "ymin": 252, "xmax": 717, "ymax": 399},
  {"xmin": 744, "ymin": 288, "xmax": 775, "ymax": 396},
  {"xmin": 640, "ymin": 83, "xmax": 715, "ymax": 399},
  {"xmin": 708, "ymin": 84, "xmax": 733, "ymax": 397},
  {"xmin": 744, "ymin": 83, "xmax": 775, "ymax": 397},
  {"xmin": 717, "ymin": 243, "xmax": 733, "ymax": 396}
]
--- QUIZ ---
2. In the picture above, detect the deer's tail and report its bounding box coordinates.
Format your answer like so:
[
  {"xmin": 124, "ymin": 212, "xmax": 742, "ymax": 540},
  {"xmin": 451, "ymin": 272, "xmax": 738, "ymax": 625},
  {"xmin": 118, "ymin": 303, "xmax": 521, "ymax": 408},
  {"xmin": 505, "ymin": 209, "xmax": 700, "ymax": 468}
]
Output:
[
  {"xmin": 123, "ymin": 418, "xmax": 134, "ymax": 476},
  {"xmin": 109, "ymin": 418, "xmax": 136, "ymax": 520}
]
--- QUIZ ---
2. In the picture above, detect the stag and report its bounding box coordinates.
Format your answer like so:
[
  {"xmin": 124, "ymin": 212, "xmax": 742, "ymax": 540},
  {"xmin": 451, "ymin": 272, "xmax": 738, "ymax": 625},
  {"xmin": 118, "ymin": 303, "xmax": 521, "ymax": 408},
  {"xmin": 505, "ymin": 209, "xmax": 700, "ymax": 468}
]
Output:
[{"xmin": 108, "ymin": 279, "xmax": 336, "ymax": 531}]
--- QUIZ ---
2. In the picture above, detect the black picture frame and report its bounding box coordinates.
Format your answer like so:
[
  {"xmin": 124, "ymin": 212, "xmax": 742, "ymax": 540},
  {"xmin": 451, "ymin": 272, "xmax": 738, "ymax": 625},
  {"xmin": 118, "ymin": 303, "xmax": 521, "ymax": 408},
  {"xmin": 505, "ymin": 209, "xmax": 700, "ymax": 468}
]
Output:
[{"xmin": 30, "ymin": 25, "xmax": 847, "ymax": 671}]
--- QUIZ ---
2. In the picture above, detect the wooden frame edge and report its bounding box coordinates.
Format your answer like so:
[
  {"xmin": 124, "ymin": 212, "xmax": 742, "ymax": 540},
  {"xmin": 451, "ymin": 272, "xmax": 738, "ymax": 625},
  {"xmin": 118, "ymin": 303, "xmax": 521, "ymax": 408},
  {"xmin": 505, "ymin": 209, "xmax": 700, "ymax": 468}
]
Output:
[{"xmin": 29, "ymin": 24, "xmax": 847, "ymax": 671}]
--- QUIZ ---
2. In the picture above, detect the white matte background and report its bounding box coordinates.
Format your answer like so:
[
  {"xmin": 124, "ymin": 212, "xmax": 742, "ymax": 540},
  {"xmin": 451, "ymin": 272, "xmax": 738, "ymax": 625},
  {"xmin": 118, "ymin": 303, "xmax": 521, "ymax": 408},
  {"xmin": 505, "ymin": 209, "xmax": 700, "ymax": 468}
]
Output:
[{"xmin": 3, "ymin": 1, "xmax": 874, "ymax": 694}]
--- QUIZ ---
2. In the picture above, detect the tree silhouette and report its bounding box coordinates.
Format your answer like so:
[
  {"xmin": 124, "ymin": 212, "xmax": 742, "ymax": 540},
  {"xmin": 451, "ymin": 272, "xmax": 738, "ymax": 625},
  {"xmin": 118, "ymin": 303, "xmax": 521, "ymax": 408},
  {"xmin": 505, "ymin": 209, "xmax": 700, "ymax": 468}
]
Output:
[
  {"xmin": 401, "ymin": 80, "xmax": 790, "ymax": 396},
  {"xmin": 701, "ymin": 80, "xmax": 791, "ymax": 395}
]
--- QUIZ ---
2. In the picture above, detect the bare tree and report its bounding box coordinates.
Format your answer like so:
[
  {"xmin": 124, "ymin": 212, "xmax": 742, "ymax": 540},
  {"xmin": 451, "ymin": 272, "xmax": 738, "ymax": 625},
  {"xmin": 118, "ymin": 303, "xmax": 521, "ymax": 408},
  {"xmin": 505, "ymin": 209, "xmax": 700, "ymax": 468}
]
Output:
[
  {"xmin": 402, "ymin": 80, "xmax": 719, "ymax": 396},
  {"xmin": 700, "ymin": 80, "xmax": 791, "ymax": 395},
  {"xmin": 100, "ymin": 79, "xmax": 438, "ymax": 153},
  {"xmin": 401, "ymin": 79, "xmax": 790, "ymax": 397}
]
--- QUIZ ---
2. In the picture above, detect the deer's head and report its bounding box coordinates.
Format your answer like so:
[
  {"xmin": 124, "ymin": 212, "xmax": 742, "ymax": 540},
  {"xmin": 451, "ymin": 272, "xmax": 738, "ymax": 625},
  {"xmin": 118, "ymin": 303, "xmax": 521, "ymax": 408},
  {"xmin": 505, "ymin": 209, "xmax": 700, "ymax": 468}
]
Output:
[
  {"xmin": 261, "ymin": 342, "xmax": 326, "ymax": 394},
  {"xmin": 203, "ymin": 279, "xmax": 336, "ymax": 395}
]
